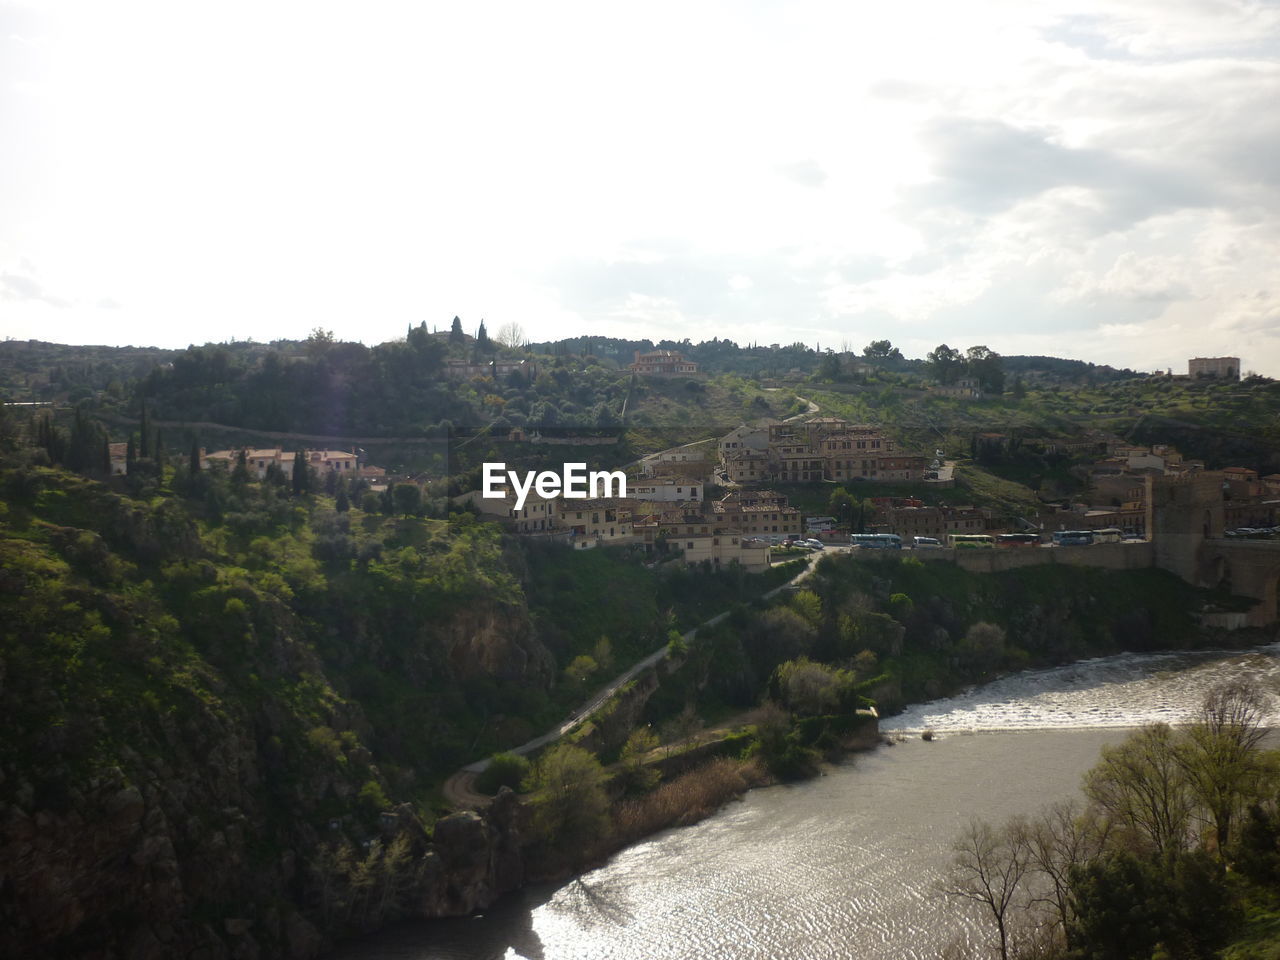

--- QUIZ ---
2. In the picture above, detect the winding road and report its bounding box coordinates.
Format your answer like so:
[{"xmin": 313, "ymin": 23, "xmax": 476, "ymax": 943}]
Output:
[{"xmin": 442, "ymin": 546, "xmax": 847, "ymax": 809}]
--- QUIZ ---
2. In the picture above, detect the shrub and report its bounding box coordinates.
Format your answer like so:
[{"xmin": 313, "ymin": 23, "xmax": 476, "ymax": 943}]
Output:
[{"xmin": 475, "ymin": 752, "xmax": 531, "ymax": 795}]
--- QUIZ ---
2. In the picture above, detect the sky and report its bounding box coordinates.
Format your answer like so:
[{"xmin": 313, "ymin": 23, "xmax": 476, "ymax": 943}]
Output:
[{"xmin": 2, "ymin": 1, "xmax": 1279, "ymax": 374}]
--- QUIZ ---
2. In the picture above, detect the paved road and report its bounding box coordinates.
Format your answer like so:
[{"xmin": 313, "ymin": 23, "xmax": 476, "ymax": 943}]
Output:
[{"xmin": 445, "ymin": 547, "xmax": 843, "ymax": 807}]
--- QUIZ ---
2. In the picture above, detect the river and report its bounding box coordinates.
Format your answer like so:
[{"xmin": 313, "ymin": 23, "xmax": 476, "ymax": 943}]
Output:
[{"xmin": 332, "ymin": 643, "xmax": 1280, "ymax": 960}]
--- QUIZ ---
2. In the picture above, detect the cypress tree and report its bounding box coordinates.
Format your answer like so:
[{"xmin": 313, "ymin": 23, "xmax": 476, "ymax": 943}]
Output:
[
  {"xmin": 450, "ymin": 316, "xmax": 464, "ymax": 344},
  {"xmin": 139, "ymin": 405, "xmax": 151, "ymax": 459},
  {"xmin": 189, "ymin": 438, "xmax": 202, "ymax": 477},
  {"xmin": 233, "ymin": 449, "xmax": 250, "ymax": 485},
  {"xmin": 126, "ymin": 435, "xmax": 136, "ymax": 472},
  {"xmin": 477, "ymin": 320, "xmax": 490, "ymax": 352},
  {"xmin": 292, "ymin": 450, "xmax": 308, "ymax": 495},
  {"xmin": 101, "ymin": 436, "xmax": 111, "ymax": 476}
]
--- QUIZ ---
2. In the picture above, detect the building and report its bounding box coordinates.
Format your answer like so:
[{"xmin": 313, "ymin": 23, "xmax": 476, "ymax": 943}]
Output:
[
  {"xmin": 718, "ymin": 423, "xmax": 773, "ymax": 460},
  {"xmin": 441, "ymin": 358, "xmax": 539, "ymax": 381},
  {"xmin": 721, "ymin": 416, "xmax": 924, "ymax": 485},
  {"xmin": 628, "ymin": 350, "xmax": 700, "ymax": 377},
  {"xmin": 712, "ymin": 490, "xmax": 803, "ymax": 538},
  {"xmin": 676, "ymin": 532, "xmax": 771, "ymax": 572},
  {"xmin": 559, "ymin": 499, "xmax": 636, "ymax": 548},
  {"xmin": 108, "ymin": 442, "xmax": 129, "ymax": 476},
  {"xmin": 455, "ymin": 488, "xmax": 559, "ymax": 534},
  {"xmin": 1188, "ymin": 357, "xmax": 1240, "ymax": 380},
  {"xmin": 630, "ymin": 476, "xmax": 703, "ymax": 502},
  {"xmin": 202, "ymin": 447, "xmax": 363, "ymax": 480},
  {"xmin": 878, "ymin": 504, "xmax": 991, "ymax": 541},
  {"xmin": 931, "ymin": 378, "xmax": 982, "ymax": 399}
]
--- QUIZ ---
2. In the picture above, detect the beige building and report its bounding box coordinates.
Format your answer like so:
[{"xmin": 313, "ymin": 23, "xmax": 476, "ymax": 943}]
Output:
[
  {"xmin": 559, "ymin": 499, "xmax": 636, "ymax": 548},
  {"xmin": 722, "ymin": 416, "xmax": 924, "ymax": 484},
  {"xmin": 1188, "ymin": 357, "xmax": 1240, "ymax": 380},
  {"xmin": 629, "ymin": 350, "xmax": 700, "ymax": 376},
  {"xmin": 677, "ymin": 532, "xmax": 771, "ymax": 572},
  {"xmin": 456, "ymin": 488, "xmax": 559, "ymax": 533}
]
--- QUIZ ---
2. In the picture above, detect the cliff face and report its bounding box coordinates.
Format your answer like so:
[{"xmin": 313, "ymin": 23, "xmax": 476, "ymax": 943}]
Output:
[{"xmin": 0, "ymin": 466, "xmax": 553, "ymax": 958}]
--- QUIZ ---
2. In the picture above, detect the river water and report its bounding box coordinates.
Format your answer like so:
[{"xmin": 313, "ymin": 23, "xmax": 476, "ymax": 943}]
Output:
[{"xmin": 333, "ymin": 644, "xmax": 1280, "ymax": 960}]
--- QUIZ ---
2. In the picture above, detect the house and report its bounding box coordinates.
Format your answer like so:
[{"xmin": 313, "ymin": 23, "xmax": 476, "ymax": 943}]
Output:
[
  {"xmin": 108, "ymin": 442, "xmax": 129, "ymax": 476},
  {"xmin": 931, "ymin": 378, "xmax": 981, "ymax": 399},
  {"xmin": 455, "ymin": 488, "xmax": 559, "ymax": 534},
  {"xmin": 630, "ymin": 476, "xmax": 703, "ymax": 502},
  {"xmin": 559, "ymin": 499, "xmax": 636, "ymax": 548},
  {"xmin": 676, "ymin": 532, "xmax": 771, "ymax": 572},
  {"xmin": 628, "ymin": 350, "xmax": 700, "ymax": 377},
  {"xmin": 718, "ymin": 423, "xmax": 773, "ymax": 459},
  {"xmin": 441, "ymin": 358, "xmax": 539, "ymax": 381}
]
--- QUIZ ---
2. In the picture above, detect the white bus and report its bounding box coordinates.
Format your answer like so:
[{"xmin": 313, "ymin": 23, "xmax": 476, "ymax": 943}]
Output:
[
  {"xmin": 946, "ymin": 533, "xmax": 995, "ymax": 549},
  {"xmin": 1091, "ymin": 527, "xmax": 1123, "ymax": 544},
  {"xmin": 850, "ymin": 533, "xmax": 903, "ymax": 550}
]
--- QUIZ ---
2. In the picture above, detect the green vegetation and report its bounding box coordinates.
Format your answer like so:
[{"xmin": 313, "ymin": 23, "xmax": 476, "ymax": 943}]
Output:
[{"xmin": 946, "ymin": 680, "xmax": 1280, "ymax": 959}]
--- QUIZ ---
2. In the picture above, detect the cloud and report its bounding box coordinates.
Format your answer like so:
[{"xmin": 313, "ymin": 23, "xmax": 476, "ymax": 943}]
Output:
[
  {"xmin": 1, "ymin": 271, "xmax": 70, "ymax": 308},
  {"xmin": 904, "ymin": 117, "xmax": 1214, "ymax": 231}
]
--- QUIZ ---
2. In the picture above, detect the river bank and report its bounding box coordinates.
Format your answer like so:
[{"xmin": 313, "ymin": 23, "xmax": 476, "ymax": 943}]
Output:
[{"xmin": 329, "ymin": 639, "xmax": 1280, "ymax": 959}]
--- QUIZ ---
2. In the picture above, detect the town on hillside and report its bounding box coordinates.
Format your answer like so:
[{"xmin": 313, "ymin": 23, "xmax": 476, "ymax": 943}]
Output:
[{"xmin": 457, "ymin": 411, "xmax": 1280, "ymax": 571}]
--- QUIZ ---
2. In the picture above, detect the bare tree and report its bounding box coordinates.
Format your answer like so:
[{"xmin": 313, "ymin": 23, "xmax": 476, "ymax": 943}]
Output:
[
  {"xmin": 1018, "ymin": 800, "xmax": 1110, "ymax": 950},
  {"xmin": 1084, "ymin": 723, "xmax": 1193, "ymax": 857},
  {"xmin": 1176, "ymin": 678, "xmax": 1274, "ymax": 853},
  {"xmin": 943, "ymin": 817, "xmax": 1032, "ymax": 960},
  {"xmin": 496, "ymin": 321, "xmax": 526, "ymax": 350}
]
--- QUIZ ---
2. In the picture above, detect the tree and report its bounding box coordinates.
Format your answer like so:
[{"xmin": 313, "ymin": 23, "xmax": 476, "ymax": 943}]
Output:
[
  {"xmin": 1084, "ymin": 723, "xmax": 1193, "ymax": 857},
  {"xmin": 828, "ymin": 488, "xmax": 854, "ymax": 527},
  {"xmin": 943, "ymin": 817, "xmax": 1031, "ymax": 960},
  {"xmin": 495, "ymin": 321, "xmax": 526, "ymax": 350},
  {"xmin": 475, "ymin": 752, "xmax": 531, "ymax": 795},
  {"xmin": 305, "ymin": 327, "xmax": 335, "ymax": 358},
  {"xmin": 862, "ymin": 339, "xmax": 898, "ymax": 360},
  {"xmin": 232, "ymin": 448, "xmax": 251, "ymax": 486},
  {"xmin": 966, "ymin": 345, "xmax": 1005, "ymax": 394},
  {"xmin": 189, "ymin": 438, "xmax": 201, "ymax": 477},
  {"xmin": 476, "ymin": 320, "xmax": 492, "ymax": 353},
  {"xmin": 1175, "ymin": 679, "xmax": 1272, "ymax": 854},
  {"xmin": 562, "ymin": 654, "xmax": 599, "ymax": 692},
  {"xmin": 292, "ymin": 450, "xmax": 310, "ymax": 495},
  {"xmin": 776, "ymin": 658, "xmax": 845, "ymax": 716},
  {"xmin": 449, "ymin": 315, "xmax": 464, "ymax": 344},
  {"xmin": 1066, "ymin": 851, "xmax": 1167, "ymax": 960},
  {"xmin": 1019, "ymin": 800, "xmax": 1109, "ymax": 950},
  {"xmin": 139, "ymin": 403, "xmax": 151, "ymax": 459},
  {"xmin": 617, "ymin": 727, "xmax": 661, "ymax": 793},
  {"xmin": 392, "ymin": 482, "xmax": 422, "ymax": 517},
  {"xmin": 927, "ymin": 344, "xmax": 965, "ymax": 385},
  {"xmin": 1011, "ymin": 376, "xmax": 1027, "ymax": 400},
  {"xmin": 817, "ymin": 350, "xmax": 841, "ymax": 380},
  {"xmin": 335, "ymin": 486, "xmax": 350, "ymax": 513},
  {"xmin": 524, "ymin": 744, "xmax": 611, "ymax": 855}
]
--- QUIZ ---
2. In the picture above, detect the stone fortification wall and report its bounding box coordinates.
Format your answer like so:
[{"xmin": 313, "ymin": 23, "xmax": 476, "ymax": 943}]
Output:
[{"xmin": 914, "ymin": 541, "xmax": 1154, "ymax": 574}]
